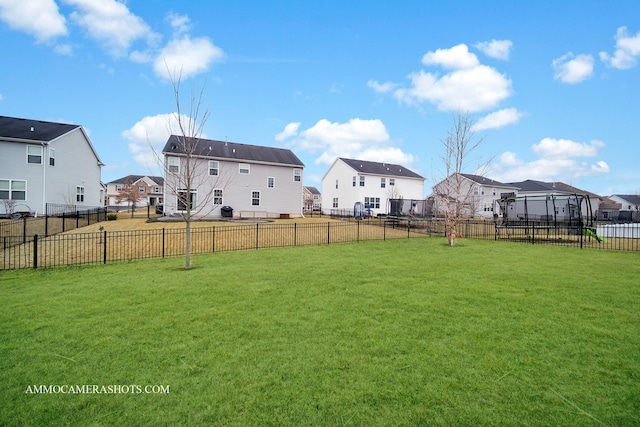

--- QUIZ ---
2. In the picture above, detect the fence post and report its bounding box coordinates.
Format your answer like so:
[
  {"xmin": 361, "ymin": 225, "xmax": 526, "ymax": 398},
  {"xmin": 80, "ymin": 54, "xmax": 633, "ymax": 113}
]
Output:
[
  {"xmin": 76, "ymin": 211, "xmax": 79, "ymax": 229},
  {"xmin": 212, "ymin": 227, "xmax": 216, "ymax": 253},
  {"xmin": 33, "ymin": 234, "xmax": 38, "ymax": 269},
  {"xmin": 23, "ymin": 216, "xmax": 27, "ymax": 244},
  {"xmin": 45, "ymin": 211, "xmax": 49, "ymax": 237},
  {"xmin": 384, "ymin": 219, "xmax": 387, "ymax": 240},
  {"xmin": 407, "ymin": 221, "xmax": 411, "ymax": 239},
  {"xmin": 103, "ymin": 230, "xmax": 107, "ymax": 264},
  {"xmin": 532, "ymin": 222, "xmax": 535, "ymax": 244},
  {"xmin": 327, "ymin": 222, "xmax": 330, "ymax": 245},
  {"xmin": 357, "ymin": 221, "xmax": 360, "ymax": 243},
  {"xmin": 256, "ymin": 223, "xmax": 259, "ymax": 250},
  {"xmin": 162, "ymin": 228, "xmax": 165, "ymax": 258},
  {"xmin": 294, "ymin": 223, "xmax": 297, "ymax": 247}
]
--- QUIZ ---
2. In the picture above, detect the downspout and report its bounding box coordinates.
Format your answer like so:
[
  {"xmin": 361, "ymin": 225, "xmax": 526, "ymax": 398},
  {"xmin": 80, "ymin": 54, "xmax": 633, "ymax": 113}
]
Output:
[{"xmin": 42, "ymin": 142, "xmax": 48, "ymax": 216}]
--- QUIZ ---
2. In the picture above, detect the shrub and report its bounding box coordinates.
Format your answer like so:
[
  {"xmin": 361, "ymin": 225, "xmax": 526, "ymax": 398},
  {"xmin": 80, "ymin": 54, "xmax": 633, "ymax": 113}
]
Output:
[{"xmin": 107, "ymin": 213, "xmax": 118, "ymax": 221}]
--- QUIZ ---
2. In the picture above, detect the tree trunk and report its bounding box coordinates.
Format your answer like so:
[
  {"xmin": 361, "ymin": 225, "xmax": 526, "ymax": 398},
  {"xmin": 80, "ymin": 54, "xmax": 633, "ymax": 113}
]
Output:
[{"xmin": 185, "ymin": 220, "xmax": 192, "ymax": 269}]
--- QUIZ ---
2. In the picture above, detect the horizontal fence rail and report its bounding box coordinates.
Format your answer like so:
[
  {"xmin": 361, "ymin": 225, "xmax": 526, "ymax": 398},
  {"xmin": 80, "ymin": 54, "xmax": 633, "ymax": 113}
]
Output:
[{"xmin": 2, "ymin": 218, "xmax": 639, "ymax": 271}]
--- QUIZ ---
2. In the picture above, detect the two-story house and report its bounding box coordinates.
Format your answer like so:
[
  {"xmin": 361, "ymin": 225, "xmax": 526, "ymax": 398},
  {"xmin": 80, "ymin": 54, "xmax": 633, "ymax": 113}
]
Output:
[
  {"xmin": 303, "ymin": 186, "xmax": 321, "ymax": 212},
  {"xmin": 106, "ymin": 175, "xmax": 164, "ymax": 208},
  {"xmin": 507, "ymin": 180, "xmax": 600, "ymax": 220},
  {"xmin": 162, "ymin": 135, "xmax": 305, "ymax": 218},
  {"xmin": 321, "ymin": 158, "xmax": 425, "ymax": 216},
  {"xmin": 0, "ymin": 115, "xmax": 103, "ymax": 216},
  {"xmin": 609, "ymin": 194, "xmax": 639, "ymax": 221}
]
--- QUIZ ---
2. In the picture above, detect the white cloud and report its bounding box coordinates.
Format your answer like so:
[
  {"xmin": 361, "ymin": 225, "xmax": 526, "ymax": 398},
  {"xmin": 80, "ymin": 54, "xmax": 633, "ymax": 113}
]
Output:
[
  {"xmin": 122, "ymin": 113, "xmax": 206, "ymax": 169},
  {"xmin": 153, "ymin": 35, "xmax": 225, "ymax": 80},
  {"xmin": 367, "ymin": 79, "xmax": 399, "ymax": 94},
  {"xmin": 275, "ymin": 122, "xmax": 300, "ymax": 142},
  {"xmin": 0, "ymin": 0, "xmax": 67, "ymax": 42},
  {"xmin": 474, "ymin": 39, "xmax": 513, "ymax": 61},
  {"xmin": 422, "ymin": 44, "xmax": 479, "ymax": 69},
  {"xmin": 276, "ymin": 118, "xmax": 415, "ymax": 166},
  {"xmin": 552, "ymin": 53, "xmax": 594, "ymax": 84},
  {"xmin": 167, "ymin": 13, "xmax": 191, "ymax": 36},
  {"xmin": 473, "ymin": 108, "xmax": 524, "ymax": 131},
  {"xmin": 600, "ymin": 26, "xmax": 640, "ymax": 70},
  {"xmin": 490, "ymin": 138, "xmax": 609, "ymax": 183},
  {"xmin": 64, "ymin": 0, "xmax": 159, "ymax": 57},
  {"xmin": 394, "ymin": 65, "xmax": 512, "ymax": 112}
]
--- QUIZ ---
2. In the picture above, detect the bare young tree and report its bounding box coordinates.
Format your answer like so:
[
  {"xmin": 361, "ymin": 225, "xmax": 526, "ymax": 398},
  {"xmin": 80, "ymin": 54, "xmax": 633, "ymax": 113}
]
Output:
[
  {"xmin": 433, "ymin": 111, "xmax": 490, "ymax": 246},
  {"xmin": 115, "ymin": 179, "xmax": 142, "ymax": 218}
]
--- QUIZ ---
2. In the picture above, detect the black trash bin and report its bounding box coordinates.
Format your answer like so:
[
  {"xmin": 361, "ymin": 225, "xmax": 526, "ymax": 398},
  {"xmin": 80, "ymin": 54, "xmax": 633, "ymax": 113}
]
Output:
[{"xmin": 221, "ymin": 206, "xmax": 233, "ymax": 218}]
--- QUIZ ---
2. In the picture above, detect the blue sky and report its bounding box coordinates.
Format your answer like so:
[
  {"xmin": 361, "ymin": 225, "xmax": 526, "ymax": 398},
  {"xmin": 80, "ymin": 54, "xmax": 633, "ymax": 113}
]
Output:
[{"xmin": 1, "ymin": 0, "xmax": 639, "ymax": 197}]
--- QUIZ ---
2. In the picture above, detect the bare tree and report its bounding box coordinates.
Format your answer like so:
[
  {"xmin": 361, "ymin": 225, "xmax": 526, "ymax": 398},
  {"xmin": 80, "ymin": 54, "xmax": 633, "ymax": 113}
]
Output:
[
  {"xmin": 115, "ymin": 178, "xmax": 142, "ymax": 218},
  {"xmin": 433, "ymin": 111, "xmax": 490, "ymax": 246}
]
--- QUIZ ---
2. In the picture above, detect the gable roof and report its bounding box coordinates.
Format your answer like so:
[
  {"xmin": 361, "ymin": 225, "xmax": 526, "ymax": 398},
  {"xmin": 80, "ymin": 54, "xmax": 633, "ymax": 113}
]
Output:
[
  {"xmin": 460, "ymin": 174, "xmax": 517, "ymax": 188},
  {"xmin": 338, "ymin": 157, "xmax": 424, "ymax": 179},
  {"xmin": 611, "ymin": 194, "xmax": 640, "ymax": 205},
  {"xmin": 508, "ymin": 179, "xmax": 598, "ymax": 197},
  {"xmin": 0, "ymin": 115, "xmax": 104, "ymax": 165},
  {"xmin": 162, "ymin": 135, "xmax": 304, "ymax": 167},
  {"xmin": 108, "ymin": 175, "xmax": 164, "ymax": 186},
  {"xmin": 304, "ymin": 186, "xmax": 321, "ymax": 195}
]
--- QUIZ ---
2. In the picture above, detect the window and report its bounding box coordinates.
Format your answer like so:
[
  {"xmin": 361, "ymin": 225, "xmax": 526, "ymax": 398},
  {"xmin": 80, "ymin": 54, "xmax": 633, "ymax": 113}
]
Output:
[
  {"xmin": 293, "ymin": 169, "xmax": 302, "ymax": 182},
  {"xmin": 168, "ymin": 157, "xmax": 180, "ymax": 173},
  {"xmin": 239, "ymin": 163, "xmax": 250, "ymax": 174},
  {"xmin": 49, "ymin": 148, "xmax": 56, "ymax": 166},
  {"xmin": 483, "ymin": 203, "xmax": 493, "ymax": 212},
  {"xmin": 208, "ymin": 161, "xmax": 219, "ymax": 176},
  {"xmin": 364, "ymin": 197, "xmax": 380, "ymax": 209},
  {"xmin": 213, "ymin": 189, "xmax": 223, "ymax": 205},
  {"xmin": 389, "ymin": 178, "xmax": 395, "ymax": 186},
  {"xmin": 333, "ymin": 197, "xmax": 338, "ymax": 208},
  {"xmin": 473, "ymin": 186, "xmax": 479, "ymax": 196},
  {"xmin": 481, "ymin": 187, "xmax": 485, "ymax": 196},
  {"xmin": 381, "ymin": 178, "xmax": 386, "ymax": 188},
  {"xmin": 153, "ymin": 186, "xmax": 160, "ymax": 193},
  {"xmin": 0, "ymin": 179, "xmax": 26, "ymax": 200},
  {"xmin": 76, "ymin": 186, "xmax": 85, "ymax": 202},
  {"xmin": 335, "ymin": 179, "xmax": 339, "ymax": 189},
  {"xmin": 177, "ymin": 190, "xmax": 197, "ymax": 211},
  {"xmin": 27, "ymin": 145, "xmax": 42, "ymax": 164},
  {"xmin": 313, "ymin": 195, "xmax": 319, "ymax": 200},
  {"xmin": 359, "ymin": 176, "xmax": 365, "ymax": 187},
  {"xmin": 115, "ymin": 184, "xmax": 123, "ymax": 191},
  {"xmin": 352, "ymin": 176, "xmax": 356, "ymax": 187},
  {"xmin": 267, "ymin": 177, "xmax": 275, "ymax": 188},
  {"xmin": 492, "ymin": 188, "xmax": 496, "ymax": 196},
  {"xmin": 138, "ymin": 186, "xmax": 146, "ymax": 193},
  {"xmin": 251, "ymin": 191, "xmax": 261, "ymax": 206}
]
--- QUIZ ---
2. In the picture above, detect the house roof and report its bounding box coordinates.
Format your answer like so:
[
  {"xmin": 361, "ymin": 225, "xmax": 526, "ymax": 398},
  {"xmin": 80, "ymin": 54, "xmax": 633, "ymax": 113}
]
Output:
[
  {"xmin": 108, "ymin": 175, "xmax": 164, "ymax": 186},
  {"xmin": 0, "ymin": 115, "xmax": 104, "ymax": 165},
  {"xmin": 338, "ymin": 157, "xmax": 424, "ymax": 179},
  {"xmin": 611, "ymin": 194, "xmax": 640, "ymax": 205},
  {"xmin": 304, "ymin": 186, "xmax": 321, "ymax": 195},
  {"xmin": 509, "ymin": 179, "xmax": 599, "ymax": 197},
  {"xmin": 162, "ymin": 135, "xmax": 305, "ymax": 167},
  {"xmin": 460, "ymin": 174, "xmax": 517, "ymax": 188}
]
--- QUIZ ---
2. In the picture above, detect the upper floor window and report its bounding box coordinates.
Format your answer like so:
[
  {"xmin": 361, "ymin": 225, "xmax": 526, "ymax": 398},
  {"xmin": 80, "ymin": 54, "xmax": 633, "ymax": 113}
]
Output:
[
  {"xmin": 49, "ymin": 148, "xmax": 56, "ymax": 166},
  {"xmin": 352, "ymin": 176, "xmax": 356, "ymax": 187},
  {"xmin": 359, "ymin": 176, "xmax": 365, "ymax": 187},
  {"xmin": 335, "ymin": 179, "xmax": 339, "ymax": 189},
  {"xmin": 115, "ymin": 184, "xmax": 123, "ymax": 191},
  {"xmin": 473, "ymin": 186, "xmax": 479, "ymax": 196},
  {"xmin": 239, "ymin": 163, "xmax": 250, "ymax": 174},
  {"xmin": 153, "ymin": 186, "xmax": 160, "ymax": 193},
  {"xmin": 0, "ymin": 179, "xmax": 26, "ymax": 201},
  {"xmin": 389, "ymin": 178, "xmax": 395, "ymax": 186},
  {"xmin": 268, "ymin": 177, "xmax": 275, "ymax": 188},
  {"xmin": 76, "ymin": 186, "xmax": 85, "ymax": 203},
  {"xmin": 293, "ymin": 169, "xmax": 302, "ymax": 182},
  {"xmin": 381, "ymin": 178, "xmax": 386, "ymax": 188},
  {"xmin": 138, "ymin": 186, "xmax": 146, "ymax": 193},
  {"xmin": 209, "ymin": 161, "xmax": 219, "ymax": 176},
  {"xmin": 492, "ymin": 188, "xmax": 496, "ymax": 196},
  {"xmin": 27, "ymin": 145, "xmax": 42, "ymax": 164},
  {"xmin": 168, "ymin": 157, "xmax": 180, "ymax": 173}
]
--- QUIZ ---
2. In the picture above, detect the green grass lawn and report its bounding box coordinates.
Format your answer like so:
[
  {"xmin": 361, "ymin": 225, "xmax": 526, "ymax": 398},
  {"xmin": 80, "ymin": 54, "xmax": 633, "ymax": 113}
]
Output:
[{"xmin": 1, "ymin": 239, "xmax": 639, "ymax": 426}]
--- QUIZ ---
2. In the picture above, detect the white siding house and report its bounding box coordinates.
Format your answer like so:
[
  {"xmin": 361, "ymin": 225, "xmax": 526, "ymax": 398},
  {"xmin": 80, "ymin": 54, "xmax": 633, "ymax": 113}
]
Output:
[
  {"xmin": 321, "ymin": 158, "xmax": 425, "ymax": 216},
  {"xmin": 0, "ymin": 116, "xmax": 103, "ymax": 216},
  {"xmin": 162, "ymin": 136, "xmax": 305, "ymax": 218}
]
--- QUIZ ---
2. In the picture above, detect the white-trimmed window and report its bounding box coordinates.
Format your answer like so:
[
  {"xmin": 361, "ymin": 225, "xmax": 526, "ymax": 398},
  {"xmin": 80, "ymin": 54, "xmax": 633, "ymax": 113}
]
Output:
[
  {"xmin": 209, "ymin": 161, "xmax": 219, "ymax": 176},
  {"xmin": 335, "ymin": 179, "xmax": 339, "ymax": 189},
  {"xmin": 239, "ymin": 163, "xmax": 250, "ymax": 174},
  {"xmin": 359, "ymin": 176, "xmax": 365, "ymax": 187},
  {"xmin": 213, "ymin": 189, "xmax": 223, "ymax": 205},
  {"xmin": 177, "ymin": 189, "xmax": 197, "ymax": 211},
  {"xmin": 267, "ymin": 177, "xmax": 275, "ymax": 188},
  {"xmin": 153, "ymin": 186, "xmax": 160, "ymax": 193},
  {"xmin": 115, "ymin": 184, "xmax": 123, "ymax": 191},
  {"xmin": 76, "ymin": 186, "xmax": 85, "ymax": 202},
  {"xmin": 0, "ymin": 179, "xmax": 26, "ymax": 200},
  {"xmin": 293, "ymin": 169, "xmax": 302, "ymax": 182},
  {"xmin": 49, "ymin": 148, "xmax": 56, "ymax": 166},
  {"xmin": 139, "ymin": 186, "xmax": 146, "ymax": 193},
  {"xmin": 251, "ymin": 191, "xmax": 261, "ymax": 206},
  {"xmin": 365, "ymin": 197, "xmax": 380, "ymax": 209},
  {"xmin": 473, "ymin": 186, "xmax": 479, "ymax": 196},
  {"xmin": 381, "ymin": 178, "xmax": 386, "ymax": 188},
  {"xmin": 168, "ymin": 157, "xmax": 180, "ymax": 173},
  {"xmin": 389, "ymin": 178, "xmax": 395, "ymax": 186},
  {"xmin": 352, "ymin": 176, "xmax": 356, "ymax": 187},
  {"xmin": 27, "ymin": 145, "xmax": 43, "ymax": 164},
  {"xmin": 332, "ymin": 197, "xmax": 338, "ymax": 208}
]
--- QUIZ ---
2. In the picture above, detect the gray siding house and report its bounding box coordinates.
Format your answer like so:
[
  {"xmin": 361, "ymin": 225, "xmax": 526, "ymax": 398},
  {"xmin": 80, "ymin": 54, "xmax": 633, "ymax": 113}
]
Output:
[
  {"xmin": 0, "ymin": 116, "xmax": 104, "ymax": 216},
  {"xmin": 162, "ymin": 136, "xmax": 305, "ymax": 218}
]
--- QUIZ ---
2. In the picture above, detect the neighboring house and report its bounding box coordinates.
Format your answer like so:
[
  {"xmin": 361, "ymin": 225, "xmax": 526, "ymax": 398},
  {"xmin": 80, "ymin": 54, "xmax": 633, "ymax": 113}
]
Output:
[
  {"xmin": 609, "ymin": 194, "xmax": 640, "ymax": 221},
  {"xmin": 303, "ymin": 186, "xmax": 321, "ymax": 211},
  {"xmin": 321, "ymin": 158, "xmax": 425, "ymax": 216},
  {"xmin": 162, "ymin": 135, "xmax": 305, "ymax": 218},
  {"xmin": 432, "ymin": 173, "xmax": 518, "ymax": 219},
  {"xmin": 106, "ymin": 175, "xmax": 164, "ymax": 208},
  {"xmin": 0, "ymin": 115, "xmax": 103, "ymax": 216},
  {"xmin": 508, "ymin": 180, "xmax": 600, "ymax": 220}
]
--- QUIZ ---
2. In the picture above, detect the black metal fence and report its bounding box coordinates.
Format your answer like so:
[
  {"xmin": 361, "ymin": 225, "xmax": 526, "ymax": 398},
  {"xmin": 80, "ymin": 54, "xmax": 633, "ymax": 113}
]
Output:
[
  {"xmin": 0, "ymin": 219, "xmax": 424, "ymax": 270},
  {"xmin": 1, "ymin": 204, "xmax": 107, "ymax": 250}
]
